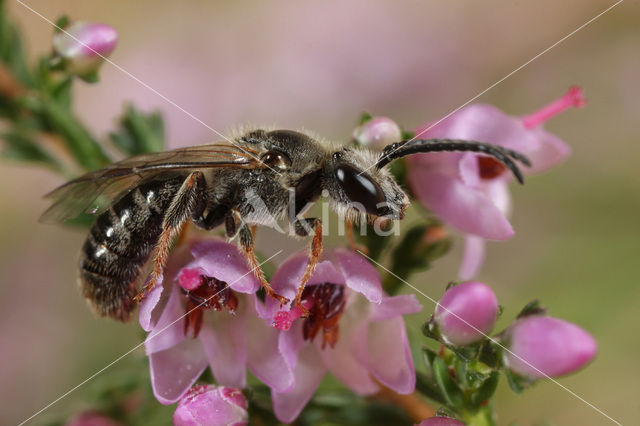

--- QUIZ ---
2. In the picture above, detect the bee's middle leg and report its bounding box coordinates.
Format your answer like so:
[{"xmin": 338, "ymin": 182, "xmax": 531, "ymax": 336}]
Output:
[
  {"xmin": 293, "ymin": 217, "xmax": 323, "ymax": 312},
  {"xmin": 134, "ymin": 171, "xmax": 207, "ymax": 302},
  {"xmin": 227, "ymin": 210, "xmax": 290, "ymax": 305}
]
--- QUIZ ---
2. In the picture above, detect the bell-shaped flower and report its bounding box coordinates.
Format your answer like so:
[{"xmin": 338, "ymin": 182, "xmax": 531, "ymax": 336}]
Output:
[
  {"xmin": 265, "ymin": 248, "xmax": 422, "ymax": 423},
  {"xmin": 503, "ymin": 315, "xmax": 597, "ymax": 378},
  {"xmin": 406, "ymin": 87, "xmax": 584, "ymax": 278},
  {"xmin": 415, "ymin": 416, "xmax": 465, "ymax": 426},
  {"xmin": 53, "ymin": 21, "xmax": 118, "ymax": 78},
  {"xmin": 139, "ymin": 239, "xmax": 293, "ymax": 405},
  {"xmin": 353, "ymin": 116, "xmax": 403, "ymax": 150},
  {"xmin": 434, "ymin": 281, "xmax": 498, "ymax": 346},
  {"xmin": 173, "ymin": 385, "xmax": 248, "ymax": 426}
]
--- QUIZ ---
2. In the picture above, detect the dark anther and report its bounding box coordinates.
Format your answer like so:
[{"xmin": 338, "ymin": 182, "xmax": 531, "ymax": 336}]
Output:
[
  {"xmin": 182, "ymin": 276, "xmax": 238, "ymax": 338},
  {"xmin": 301, "ymin": 283, "xmax": 346, "ymax": 349}
]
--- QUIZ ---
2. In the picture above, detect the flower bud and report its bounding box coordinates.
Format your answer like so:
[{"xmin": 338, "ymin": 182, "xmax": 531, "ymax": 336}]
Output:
[
  {"xmin": 416, "ymin": 416, "xmax": 465, "ymax": 426},
  {"xmin": 504, "ymin": 316, "xmax": 597, "ymax": 378},
  {"xmin": 353, "ymin": 116, "xmax": 402, "ymax": 149},
  {"xmin": 434, "ymin": 281, "xmax": 498, "ymax": 346},
  {"xmin": 53, "ymin": 22, "xmax": 118, "ymax": 77},
  {"xmin": 173, "ymin": 385, "xmax": 248, "ymax": 426}
]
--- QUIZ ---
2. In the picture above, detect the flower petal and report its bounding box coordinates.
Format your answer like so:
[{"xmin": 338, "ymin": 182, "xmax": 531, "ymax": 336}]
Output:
[
  {"xmin": 271, "ymin": 344, "xmax": 327, "ymax": 423},
  {"xmin": 368, "ymin": 316, "xmax": 415, "ymax": 394},
  {"xmin": 458, "ymin": 152, "xmax": 481, "ymax": 188},
  {"xmin": 333, "ymin": 248, "xmax": 382, "ymax": 303},
  {"xmin": 369, "ymin": 294, "xmax": 422, "ymax": 321},
  {"xmin": 458, "ymin": 235, "xmax": 486, "ymax": 280},
  {"xmin": 246, "ymin": 301, "xmax": 295, "ymax": 392},
  {"xmin": 198, "ymin": 309, "xmax": 247, "ymax": 388},
  {"xmin": 139, "ymin": 273, "xmax": 164, "ymax": 332},
  {"xmin": 189, "ymin": 239, "xmax": 259, "ymax": 293},
  {"xmin": 149, "ymin": 338, "xmax": 208, "ymax": 404},
  {"xmin": 321, "ymin": 313, "xmax": 378, "ymax": 394},
  {"xmin": 408, "ymin": 168, "xmax": 514, "ymax": 240},
  {"xmin": 145, "ymin": 285, "xmax": 186, "ymax": 355},
  {"xmin": 525, "ymin": 127, "xmax": 572, "ymax": 174}
]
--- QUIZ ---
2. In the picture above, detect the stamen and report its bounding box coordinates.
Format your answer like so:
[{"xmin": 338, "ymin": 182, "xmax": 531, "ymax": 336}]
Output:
[{"xmin": 521, "ymin": 86, "xmax": 586, "ymax": 129}]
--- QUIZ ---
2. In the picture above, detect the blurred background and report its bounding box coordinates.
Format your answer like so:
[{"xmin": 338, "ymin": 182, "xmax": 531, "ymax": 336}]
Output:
[{"xmin": 1, "ymin": 0, "xmax": 639, "ymax": 424}]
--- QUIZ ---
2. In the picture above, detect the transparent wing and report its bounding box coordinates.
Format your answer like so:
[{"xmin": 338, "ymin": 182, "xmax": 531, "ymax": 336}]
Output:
[{"xmin": 40, "ymin": 142, "xmax": 263, "ymax": 223}]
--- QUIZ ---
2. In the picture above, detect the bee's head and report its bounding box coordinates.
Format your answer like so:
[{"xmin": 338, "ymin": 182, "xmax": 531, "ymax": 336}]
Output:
[{"xmin": 324, "ymin": 147, "xmax": 409, "ymax": 221}]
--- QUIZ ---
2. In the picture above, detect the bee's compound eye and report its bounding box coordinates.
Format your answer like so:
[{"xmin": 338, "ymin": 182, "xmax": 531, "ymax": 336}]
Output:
[
  {"xmin": 334, "ymin": 164, "xmax": 386, "ymax": 215},
  {"xmin": 261, "ymin": 151, "xmax": 291, "ymax": 170}
]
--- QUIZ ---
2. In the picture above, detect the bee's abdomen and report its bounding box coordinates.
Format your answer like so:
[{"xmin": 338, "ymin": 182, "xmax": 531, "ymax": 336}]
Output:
[{"xmin": 79, "ymin": 178, "xmax": 181, "ymax": 321}]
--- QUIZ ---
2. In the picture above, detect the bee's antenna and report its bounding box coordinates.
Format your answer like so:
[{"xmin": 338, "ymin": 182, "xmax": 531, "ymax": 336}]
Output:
[{"xmin": 376, "ymin": 139, "xmax": 531, "ymax": 184}]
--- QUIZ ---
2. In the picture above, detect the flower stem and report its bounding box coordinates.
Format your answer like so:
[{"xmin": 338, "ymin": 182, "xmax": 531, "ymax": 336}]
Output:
[{"xmin": 373, "ymin": 382, "xmax": 436, "ymax": 423}]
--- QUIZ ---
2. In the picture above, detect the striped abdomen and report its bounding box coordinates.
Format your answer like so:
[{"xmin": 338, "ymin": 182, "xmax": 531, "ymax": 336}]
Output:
[{"xmin": 80, "ymin": 176, "xmax": 184, "ymax": 320}]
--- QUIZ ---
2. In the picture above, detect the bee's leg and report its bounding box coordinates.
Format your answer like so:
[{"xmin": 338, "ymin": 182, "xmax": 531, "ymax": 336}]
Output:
[
  {"xmin": 293, "ymin": 217, "xmax": 323, "ymax": 313},
  {"xmin": 134, "ymin": 171, "xmax": 206, "ymax": 302},
  {"xmin": 227, "ymin": 210, "xmax": 290, "ymax": 305},
  {"xmin": 345, "ymin": 220, "xmax": 368, "ymax": 254}
]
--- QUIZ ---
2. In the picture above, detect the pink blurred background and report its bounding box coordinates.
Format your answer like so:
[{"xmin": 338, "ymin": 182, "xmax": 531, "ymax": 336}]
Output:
[{"xmin": 2, "ymin": 0, "xmax": 639, "ymax": 424}]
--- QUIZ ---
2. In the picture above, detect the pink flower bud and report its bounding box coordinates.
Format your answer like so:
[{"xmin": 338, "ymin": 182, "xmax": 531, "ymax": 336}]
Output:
[
  {"xmin": 173, "ymin": 385, "xmax": 248, "ymax": 426},
  {"xmin": 53, "ymin": 22, "xmax": 118, "ymax": 77},
  {"xmin": 353, "ymin": 116, "xmax": 402, "ymax": 149},
  {"xmin": 504, "ymin": 316, "xmax": 597, "ymax": 378},
  {"xmin": 416, "ymin": 416, "xmax": 465, "ymax": 426},
  {"xmin": 434, "ymin": 281, "xmax": 498, "ymax": 346}
]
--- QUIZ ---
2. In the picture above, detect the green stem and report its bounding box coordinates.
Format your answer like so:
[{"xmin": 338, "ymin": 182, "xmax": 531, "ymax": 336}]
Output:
[{"xmin": 462, "ymin": 404, "xmax": 496, "ymax": 426}]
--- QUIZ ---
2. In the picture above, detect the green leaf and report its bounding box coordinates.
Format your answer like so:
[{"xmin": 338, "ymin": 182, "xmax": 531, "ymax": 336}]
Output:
[
  {"xmin": 110, "ymin": 105, "xmax": 165, "ymax": 155},
  {"xmin": 469, "ymin": 371, "xmax": 500, "ymax": 408},
  {"xmin": 358, "ymin": 111, "xmax": 373, "ymax": 125},
  {"xmin": 432, "ymin": 355, "xmax": 465, "ymax": 409},
  {"xmin": 504, "ymin": 369, "xmax": 536, "ymax": 394},
  {"xmin": 516, "ymin": 299, "xmax": 547, "ymax": 319},
  {"xmin": 1, "ymin": 130, "xmax": 62, "ymax": 170},
  {"xmin": 54, "ymin": 15, "xmax": 70, "ymax": 32},
  {"xmin": 384, "ymin": 222, "xmax": 451, "ymax": 293},
  {"xmin": 33, "ymin": 97, "xmax": 111, "ymax": 170},
  {"xmin": 416, "ymin": 371, "xmax": 446, "ymax": 404}
]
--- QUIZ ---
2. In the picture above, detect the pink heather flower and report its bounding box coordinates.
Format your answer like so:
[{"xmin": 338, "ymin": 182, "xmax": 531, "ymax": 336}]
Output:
[
  {"xmin": 406, "ymin": 87, "xmax": 585, "ymax": 279},
  {"xmin": 138, "ymin": 239, "xmax": 294, "ymax": 405},
  {"xmin": 504, "ymin": 316, "xmax": 597, "ymax": 378},
  {"xmin": 173, "ymin": 385, "xmax": 248, "ymax": 426},
  {"xmin": 66, "ymin": 412, "xmax": 123, "ymax": 426},
  {"xmin": 415, "ymin": 416, "xmax": 465, "ymax": 426},
  {"xmin": 263, "ymin": 249, "xmax": 422, "ymax": 423},
  {"xmin": 53, "ymin": 22, "xmax": 118, "ymax": 77},
  {"xmin": 434, "ymin": 281, "xmax": 498, "ymax": 346},
  {"xmin": 353, "ymin": 116, "xmax": 402, "ymax": 149}
]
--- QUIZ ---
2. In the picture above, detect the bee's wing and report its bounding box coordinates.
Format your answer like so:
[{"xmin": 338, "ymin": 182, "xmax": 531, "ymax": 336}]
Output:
[{"xmin": 40, "ymin": 142, "xmax": 264, "ymax": 223}]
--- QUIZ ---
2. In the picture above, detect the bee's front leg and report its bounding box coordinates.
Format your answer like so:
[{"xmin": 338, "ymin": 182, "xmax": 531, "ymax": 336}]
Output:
[
  {"xmin": 134, "ymin": 171, "xmax": 207, "ymax": 302},
  {"xmin": 227, "ymin": 210, "xmax": 290, "ymax": 305},
  {"xmin": 292, "ymin": 217, "xmax": 323, "ymax": 314}
]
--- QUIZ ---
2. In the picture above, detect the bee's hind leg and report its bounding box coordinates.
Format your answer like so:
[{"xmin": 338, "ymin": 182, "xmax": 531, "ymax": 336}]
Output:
[
  {"xmin": 134, "ymin": 171, "xmax": 207, "ymax": 302},
  {"xmin": 292, "ymin": 217, "xmax": 323, "ymax": 314},
  {"xmin": 227, "ymin": 210, "xmax": 290, "ymax": 305}
]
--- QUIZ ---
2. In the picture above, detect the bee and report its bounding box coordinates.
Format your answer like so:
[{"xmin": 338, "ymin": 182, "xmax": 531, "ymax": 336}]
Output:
[{"xmin": 41, "ymin": 129, "xmax": 529, "ymax": 321}]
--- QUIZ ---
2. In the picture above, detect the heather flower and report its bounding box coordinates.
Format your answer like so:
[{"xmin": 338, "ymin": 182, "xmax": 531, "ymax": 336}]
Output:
[
  {"xmin": 265, "ymin": 248, "xmax": 422, "ymax": 423},
  {"xmin": 503, "ymin": 316, "xmax": 597, "ymax": 378},
  {"xmin": 406, "ymin": 87, "xmax": 585, "ymax": 278},
  {"xmin": 173, "ymin": 385, "xmax": 248, "ymax": 426},
  {"xmin": 139, "ymin": 239, "xmax": 293, "ymax": 404},
  {"xmin": 66, "ymin": 411, "xmax": 123, "ymax": 426},
  {"xmin": 53, "ymin": 22, "xmax": 118, "ymax": 77},
  {"xmin": 415, "ymin": 416, "xmax": 465, "ymax": 426},
  {"xmin": 353, "ymin": 116, "xmax": 402, "ymax": 149},
  {"xmin": 434, "ymin": 281, "xmax": 498, "ymax": 346}
]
